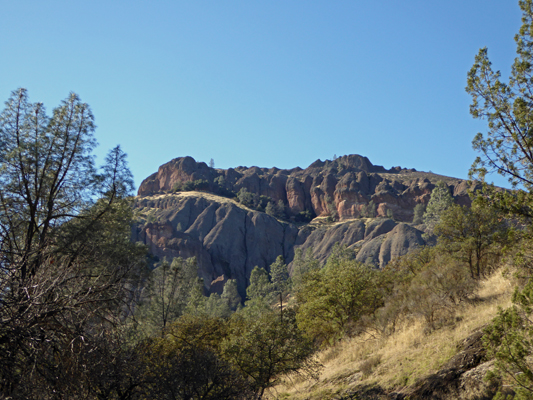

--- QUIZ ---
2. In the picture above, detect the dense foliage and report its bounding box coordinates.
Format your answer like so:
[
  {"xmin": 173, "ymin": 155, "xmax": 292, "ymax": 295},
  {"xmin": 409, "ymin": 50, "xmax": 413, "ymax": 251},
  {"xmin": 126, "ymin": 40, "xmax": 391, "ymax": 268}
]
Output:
[
  {"xmin": 0, "ymin": 89, "xmax": 146, "ymax": 398},
  {"xmin": 295, "ymin": 248, "xmax": 384, "ymax": 344}
]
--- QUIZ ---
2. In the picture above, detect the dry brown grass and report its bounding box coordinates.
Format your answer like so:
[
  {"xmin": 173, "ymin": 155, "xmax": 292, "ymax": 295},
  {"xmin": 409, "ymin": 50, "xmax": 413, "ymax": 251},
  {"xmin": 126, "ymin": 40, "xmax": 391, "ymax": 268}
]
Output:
[
  {"xmin": 134, "ymin": 191, "xmax": 254, "ymax": 224},
  {"xmin": 270, "ymin": 270, "xmax": 514, "ymax": 400},
  {"xmin": 137, "ymin": 191, "xmax": 246, "ymax": 207},
  {"xmin": 376, "ymin": 170, "xmax": 464, "ymax": 185}
]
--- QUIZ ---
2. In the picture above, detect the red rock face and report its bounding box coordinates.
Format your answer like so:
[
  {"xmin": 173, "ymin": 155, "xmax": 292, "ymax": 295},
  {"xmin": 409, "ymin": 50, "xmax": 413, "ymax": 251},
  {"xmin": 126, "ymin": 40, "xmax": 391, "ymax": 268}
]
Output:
[{"xmin": 137, "ymin": 155, "xmax": 475, "ymax": 223}]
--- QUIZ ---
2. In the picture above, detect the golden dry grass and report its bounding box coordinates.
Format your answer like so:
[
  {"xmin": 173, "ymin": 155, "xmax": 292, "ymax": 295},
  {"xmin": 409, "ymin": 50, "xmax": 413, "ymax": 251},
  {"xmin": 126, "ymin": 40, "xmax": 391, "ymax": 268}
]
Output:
[
  {"xmin": 136, "ymin": 191, "xmax": 246, "ymax": 207},
  {"xmin": 134, "ymin": 191, "xmax": 255, "ymax": 224},
  {"xmin": 376, "ymin": 171, "xmax": 463, "ymax": 186},
  {"xmin": 270, "ymin": 270, "xmax": 514, "ymax": 400}
]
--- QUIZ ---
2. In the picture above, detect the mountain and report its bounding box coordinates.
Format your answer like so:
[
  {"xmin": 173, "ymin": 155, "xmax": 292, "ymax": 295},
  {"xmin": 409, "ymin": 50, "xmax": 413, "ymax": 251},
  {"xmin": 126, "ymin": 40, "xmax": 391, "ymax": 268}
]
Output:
[{"xmin": 133, "ymin": 155, "xmax": 476, "ymax": 298}]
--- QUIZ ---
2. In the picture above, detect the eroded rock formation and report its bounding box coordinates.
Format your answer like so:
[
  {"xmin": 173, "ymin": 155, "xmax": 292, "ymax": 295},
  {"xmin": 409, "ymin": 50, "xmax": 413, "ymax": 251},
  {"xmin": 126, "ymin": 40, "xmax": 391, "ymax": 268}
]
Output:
[
  {"xmin": 137, "ymin": 154, "xmax": 475, "ymax": 222},
  {"xmin": 134, "ymin": 155, "xmax": 476, "ymax": 295},
  {"xmin": 133, "ymin": 193, "xmax": 297, "ymax": 298}
]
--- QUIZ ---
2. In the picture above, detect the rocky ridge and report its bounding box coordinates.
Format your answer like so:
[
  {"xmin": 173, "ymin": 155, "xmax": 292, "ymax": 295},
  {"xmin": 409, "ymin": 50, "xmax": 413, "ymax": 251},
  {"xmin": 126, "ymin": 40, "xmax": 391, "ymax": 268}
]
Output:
[
  {"xmin": 137, "ymin": 154, "xmax": 475, "ymax": 222},
  {"xmin": 134, "ymin": 155, "xmax": 476, "ymax": 297}
]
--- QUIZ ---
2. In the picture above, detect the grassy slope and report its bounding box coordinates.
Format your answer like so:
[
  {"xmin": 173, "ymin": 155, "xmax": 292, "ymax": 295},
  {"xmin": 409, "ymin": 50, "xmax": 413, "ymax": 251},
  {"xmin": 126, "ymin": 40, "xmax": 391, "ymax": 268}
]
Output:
[{"xmin": 271, "ymin": 271, "xmax": 514, "ymax": 400}]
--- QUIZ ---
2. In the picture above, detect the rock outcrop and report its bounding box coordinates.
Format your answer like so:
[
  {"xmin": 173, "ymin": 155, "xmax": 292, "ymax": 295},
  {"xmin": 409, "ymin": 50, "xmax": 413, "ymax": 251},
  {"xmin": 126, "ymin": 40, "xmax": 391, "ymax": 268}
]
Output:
[
  {"xmin": 134, "ymin": 193, "xmax": 428, "ymax": 296},
  {"xmin": 133, "ymin": 193, "xmax": 297, "ymax": 299},
  {"xmin": 290, "ymin": 218, "xmax": 425, "ymax": 269},
  {"xmin": 138, "ymin": 155, "xmax": 476, "ymax": 223},
  {"xmin": 134, "ymin": 155, "xmax": 476, "ymax": 295}
]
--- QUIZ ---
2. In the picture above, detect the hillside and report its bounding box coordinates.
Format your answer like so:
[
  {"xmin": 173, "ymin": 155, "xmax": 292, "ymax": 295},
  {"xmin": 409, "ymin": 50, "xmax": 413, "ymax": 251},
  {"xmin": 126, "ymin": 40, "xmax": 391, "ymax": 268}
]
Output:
[{"xmin": 270, "ymin": 271, "xmax": 514, "ymax": 400}]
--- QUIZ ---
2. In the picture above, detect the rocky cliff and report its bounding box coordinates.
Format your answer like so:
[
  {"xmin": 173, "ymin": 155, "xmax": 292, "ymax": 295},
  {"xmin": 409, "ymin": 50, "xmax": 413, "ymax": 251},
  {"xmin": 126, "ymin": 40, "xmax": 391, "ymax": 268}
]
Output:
[
  {"xmin": 134, "ymin": 155, "xmax": 476, "ymax": 297},
  {"xmin": 137, "ymin": 154, "xmax": 474, "ymax": 222},
  {"xmin": 133, "ymin": 192, "xmax": 298, "ymax": 298}
]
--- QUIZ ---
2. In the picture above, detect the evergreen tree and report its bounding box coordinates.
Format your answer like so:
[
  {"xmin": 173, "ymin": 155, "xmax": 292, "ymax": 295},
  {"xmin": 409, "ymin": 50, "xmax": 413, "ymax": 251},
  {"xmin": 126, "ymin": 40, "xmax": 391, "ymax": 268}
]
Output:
[
  {"xmin": 466, "ymin": 0, "xmax": 533, "ymax": 216},
  {"xmin": 236, "ymin": 188, "xmax": 254, "ymax": 208},
  {"xmin": 246, "ymin": 266, "xmax": 273, "ymax": 303},
  {"xmin": 412, "ymin": 203, "xmax": 426, "ymax": 225},
  {"xmin": 270, "ymin": 256, "xmax": 289, "ymax": 292},
  {"xmin": 270, "ymin": 255, "xmax": 290, "ymax": 312},
  {"xmin": 222, "ymin": 309, "xmax": 319, "ymax": 399},
  {"xmin": 221, "ymin": 279, "xmax": 242, "ymax": 310},
  {"xmin": 361, "ymin": 200, "xmax": 377, "ymax": 218},
  {"xmin": 138, "ymin": 257, "xmax": 199, "ymax": 335},
  {"xmin": 434, "ymin": 201, "xmax": 508, "ymax": 279},
  {"xmin": 276, "ymin": 199, "xmax": 286, "ymax": 219},
  {"xmin": 295, "ymin": 254, "xmax": 382, "ymax": 344},
  {"xmin": 484, "ymin": 279, "xmax": 533, "ymax": 399},
  {"xmin": 265, "ymin": 201, "xmax": 276, "ymax": 217},
  {"xmin": 423, "ymin": 181, "xmax": 454, "ymax": 232},
  {"xmin": 291, "ymin": 248, "xmax": 320, "ymax": 290}
]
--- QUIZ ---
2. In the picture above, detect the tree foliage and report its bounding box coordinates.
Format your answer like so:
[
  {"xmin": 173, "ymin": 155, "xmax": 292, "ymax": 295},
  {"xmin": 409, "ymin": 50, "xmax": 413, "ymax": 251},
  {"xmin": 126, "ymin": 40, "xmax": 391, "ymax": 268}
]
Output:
[
  {"xmin": 270, "ymin": 255, "xmax": 290, "ymax": 298},
  {"xmin": 221, "ymin": 278, "xmax": 242, "ymax": 311},
  {"xmin": 136, "ymin": 257, "xmax": 199, "ymax": 336},
  {"xmin": 412, "ymin": 203, "xmax": 426, "ymax": 225},
  {"xmin": 223, "ymin": 309, "xmax": 319, "ymax": 399},
  {"xmin": 466, "ymin": 0, "xmax": 533, "ymax": 217},
  {"xmin": 372, "ymin": 246, "xmax": 478, "ymax": 334},
  {"xmin": 142, "ymin": 315, "xmax": 252, "ymax": 400},
  {"xmin": 290, "ymin": 247, "xmax": 320, "ymax": 291},
  {"xmin": 246, "ymin": 266, "xmax": 272, "ymax": 304},
  {"xmin": 0, "ymin": 88, "xmax": 146, "ymax": 397},
  {"xmin": 465, "ymin": 4, "xmax": 533, "ymax": 395},
  {"xmin": 434, "ymin": 201, "xmax": 509, "ymax": 279},
  {"xmin": 295, "ymin": 248, "xmax": 384, "ymax": 344},
  {"xmin": 423, "ymin": 181, "xmax": 454, "ymax": 231},
  {"xmin": 361, "ymin": 200, "xmax": 377, "ymax": 218},
  {"xmin": 484, "ymin": 279, "xmax": 533, "ymax": 400}
]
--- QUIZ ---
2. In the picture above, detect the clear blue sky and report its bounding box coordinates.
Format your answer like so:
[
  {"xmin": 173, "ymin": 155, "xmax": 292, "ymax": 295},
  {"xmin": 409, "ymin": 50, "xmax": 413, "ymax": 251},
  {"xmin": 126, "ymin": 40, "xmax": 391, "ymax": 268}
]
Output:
[{"xmin": 0, "ymin": 1, "xmax": 522, "ymax": 190}]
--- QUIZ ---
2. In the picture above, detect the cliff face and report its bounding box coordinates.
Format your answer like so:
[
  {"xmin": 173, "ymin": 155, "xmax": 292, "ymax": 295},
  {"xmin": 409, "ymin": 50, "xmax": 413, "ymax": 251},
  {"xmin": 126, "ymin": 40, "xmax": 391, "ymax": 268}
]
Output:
[
  {"xmin": 133, "ymin": 195, "xmax": 428, "ymax": 298},
  {"xmin": 134, "ymin": 155, "xmax": 476, "ymax": 297},
  {"xmin": 137, "ymin": 155, "xmax": 474, "ymax": 222},
  {"xmin": 133, "ymin": 193, "xmax": 297, "ymax": 299}
]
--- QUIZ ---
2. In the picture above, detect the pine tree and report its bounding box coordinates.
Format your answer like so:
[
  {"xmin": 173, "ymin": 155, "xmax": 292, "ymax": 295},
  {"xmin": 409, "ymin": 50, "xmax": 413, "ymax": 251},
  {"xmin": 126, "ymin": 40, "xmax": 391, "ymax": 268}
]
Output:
[
  {"xmin": 423, "ymin": 181, "xmax": 454, "ymax": 232},
  {"xmin": 221, "ymin": 279, "xmax": 242, "ymax": 310},
  {"xmin": 246, "ymin": 266, "xmax": 272, "ymax": 303}
]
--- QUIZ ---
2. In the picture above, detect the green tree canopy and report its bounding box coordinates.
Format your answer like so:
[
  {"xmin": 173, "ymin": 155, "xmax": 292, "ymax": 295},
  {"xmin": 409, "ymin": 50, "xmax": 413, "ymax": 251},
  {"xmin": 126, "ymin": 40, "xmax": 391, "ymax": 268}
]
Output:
[
  {"xmin": 246, "ymin": 266, "xmax": 273, "ymax": 304},
  {"xmin": 434, "ymin": 201, "xmax": 509, "ymax": 279},
  {"xmin": 295, "ymin": 250, "xmax": 383, "ymax": 344},
  {"xmin": 222, "ymin": 309, "xmax": 319, "ymax": 399},
  {"xmin": 423, "ymin": 181, "xmax": 454, "ymax": 231},
  {"xmin": 143, "ymin": 314, "xmax": 252, "ymax": 400},
  {"xmin": 270, "ymin": 255, "xmax": 290, "ymax": 296},
  {"xmin": 221, "ymin": 279, "xmax": 242, "ymax": 311},
  {"xmin": 484, "ymin": 279, "xmax": 533, "ymax": 399},
  {"xmin": 137, "ymin": 257, "xmax": 199, "ymax": 336},
  {"xmin": 466, "ymin": 0, "xmax": 533, "ymax": 216}
]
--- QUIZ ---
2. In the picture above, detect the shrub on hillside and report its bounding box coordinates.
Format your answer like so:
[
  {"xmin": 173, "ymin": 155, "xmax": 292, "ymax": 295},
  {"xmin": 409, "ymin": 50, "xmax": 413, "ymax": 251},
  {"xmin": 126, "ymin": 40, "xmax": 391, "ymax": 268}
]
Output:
[
  {"xmin": 373, "ymin": 247, "xmax": 478, "ymax": 333},
  {"xmin": 295, "ymin": 247, "xmax": 384, "ymax": 344}
]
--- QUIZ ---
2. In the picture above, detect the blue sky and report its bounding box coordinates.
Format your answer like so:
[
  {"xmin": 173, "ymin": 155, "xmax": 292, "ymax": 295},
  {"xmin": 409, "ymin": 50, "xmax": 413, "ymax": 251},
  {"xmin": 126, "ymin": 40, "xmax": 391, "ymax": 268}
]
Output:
[{"xmin": 0, "ymin": 1, "xmax": 522, "ymax": 190}]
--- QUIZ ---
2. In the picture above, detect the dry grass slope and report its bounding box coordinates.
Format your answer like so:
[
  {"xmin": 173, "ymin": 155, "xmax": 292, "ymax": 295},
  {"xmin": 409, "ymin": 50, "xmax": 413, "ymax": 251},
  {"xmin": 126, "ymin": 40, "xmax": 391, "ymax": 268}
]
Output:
[
  {"xmin": 270, "ymin": 271, "xmax": 514, "ymax": 400},
  {"xmin": 134, "ymin": 191, "xmax": 256, "ymax": 224}
]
